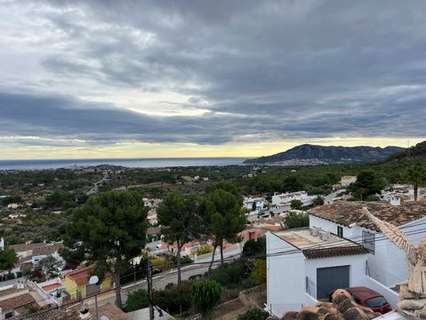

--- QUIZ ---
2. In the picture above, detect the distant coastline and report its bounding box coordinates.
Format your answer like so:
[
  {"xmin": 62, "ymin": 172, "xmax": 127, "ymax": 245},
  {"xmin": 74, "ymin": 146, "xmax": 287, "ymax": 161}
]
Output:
[{"xmin": 0, "ymin": 157, "xmax": 249, "ymax": 170}]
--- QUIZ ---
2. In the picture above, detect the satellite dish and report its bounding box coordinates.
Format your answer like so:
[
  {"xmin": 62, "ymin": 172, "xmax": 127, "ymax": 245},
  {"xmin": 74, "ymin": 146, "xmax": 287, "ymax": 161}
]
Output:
[{"xmin": 89, "ymin": 275, "xmax": 99, "ymax": 285}]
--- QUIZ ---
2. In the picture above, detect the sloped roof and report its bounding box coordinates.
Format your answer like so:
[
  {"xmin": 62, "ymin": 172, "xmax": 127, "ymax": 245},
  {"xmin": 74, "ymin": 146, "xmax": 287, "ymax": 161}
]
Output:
[
  {"xmin": 0, "ymin": 293, "xmax": 35, "ymax": 310},
  {"xmin": 90, "ymin": 303, "xmax": 128, "ymax": 320},
  {"xmin": 308, "ymin": 201, "xmax": 426, "ymax": 231},
  {"xmin": 65, "ymin": 266, "xmax": 94, "ymax": 286},
  {"xmin": 10, "ymin": 242, "xmax": 63, "ymax": 255}
]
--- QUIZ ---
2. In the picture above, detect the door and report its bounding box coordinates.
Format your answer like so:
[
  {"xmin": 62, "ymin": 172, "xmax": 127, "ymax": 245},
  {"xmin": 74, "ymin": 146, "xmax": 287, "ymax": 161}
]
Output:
[{"xmin": 316, "ymin": 265, "xmax": 350, "ymax": 299}]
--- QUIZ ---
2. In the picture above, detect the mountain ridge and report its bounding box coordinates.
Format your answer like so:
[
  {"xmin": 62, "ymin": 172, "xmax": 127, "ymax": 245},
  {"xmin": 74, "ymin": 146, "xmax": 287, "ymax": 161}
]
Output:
[{"xmin": 244, "ymin": 144, "xmax": 405, "ymax": 165}]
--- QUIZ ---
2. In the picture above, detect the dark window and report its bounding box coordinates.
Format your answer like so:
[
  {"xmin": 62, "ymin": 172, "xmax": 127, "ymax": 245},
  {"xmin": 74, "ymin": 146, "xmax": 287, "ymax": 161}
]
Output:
[
  {"xmin": 337, "ymin": 226, "xmax": 343, "ymax": 238},
  {"xmin": 362, "ymin": 230, "xmax": 376, "ymax": 253}
]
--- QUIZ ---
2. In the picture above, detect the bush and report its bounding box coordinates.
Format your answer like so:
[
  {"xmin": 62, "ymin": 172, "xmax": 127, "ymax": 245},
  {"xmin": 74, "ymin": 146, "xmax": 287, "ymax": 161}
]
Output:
[
  {"xmin": 154, "ymin": 281, "xmax": 192, "ymax": 315},
  {"xmin": 192, "ymin": 279, "xmax": 222, "ymax": 317},
  {"xmin": 210, "ymin": 260, "xmax": 251, "ymax": 289},
  {"xmin": 242, "ymin": 238, "xmax": 266, "ymax": 259},
  {"xmin": 238, "ymin": 308, "xmax": 270, "ymax": 320},
  {"xmin": 250, "ymin": 259, "xmax": 266, "ymax": 285},
  {"xmin": 126, "ymin": 289, "xmax": 149, "ymax": 312},
  {"xmin": 194, "ymin": 244, "xmax": 212, "ymax": 256},
  {"xmin": 290, "ymin": 199, "xmax": 303, "ymax": 210},
  {"xmin": 285, "ymin": 212, "xmax": 309, "ymax": 229}
]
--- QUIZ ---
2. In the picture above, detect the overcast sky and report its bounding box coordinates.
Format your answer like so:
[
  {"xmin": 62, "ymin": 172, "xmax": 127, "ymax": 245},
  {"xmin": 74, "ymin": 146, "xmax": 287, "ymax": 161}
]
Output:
[{"xmin": 1, "ymin": 0, "xmax": 425, "ymax": 159}]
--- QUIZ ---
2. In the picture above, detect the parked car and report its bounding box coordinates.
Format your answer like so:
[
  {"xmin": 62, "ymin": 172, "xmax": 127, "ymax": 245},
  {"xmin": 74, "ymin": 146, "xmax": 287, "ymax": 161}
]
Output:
[{"xmin": 332, "ymin": 287, "xmax": 391, "ymax": 314}]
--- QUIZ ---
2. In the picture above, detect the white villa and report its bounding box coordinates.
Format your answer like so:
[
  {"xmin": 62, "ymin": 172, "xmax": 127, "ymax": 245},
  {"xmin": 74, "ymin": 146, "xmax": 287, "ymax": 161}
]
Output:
[
  {"xmin": 266, "ymin": 200, "xmax": 426, "ymax": 318},
  {"xmin": 271, "ymin": 191, "xmax": 316, "ymax": 211}
]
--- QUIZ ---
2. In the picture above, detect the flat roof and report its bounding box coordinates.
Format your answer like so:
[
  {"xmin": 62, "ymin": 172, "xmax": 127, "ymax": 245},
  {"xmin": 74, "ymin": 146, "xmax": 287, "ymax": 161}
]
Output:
[{"xmin": 273, "ymin": 228, "xmax": 368, "ymax": 259}]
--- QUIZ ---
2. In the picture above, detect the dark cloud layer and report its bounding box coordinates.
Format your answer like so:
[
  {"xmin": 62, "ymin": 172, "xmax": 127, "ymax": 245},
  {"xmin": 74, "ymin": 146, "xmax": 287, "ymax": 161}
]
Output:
[{"xmin": 2, "ymin": 0, "xmax": 426, "ymax": 147}]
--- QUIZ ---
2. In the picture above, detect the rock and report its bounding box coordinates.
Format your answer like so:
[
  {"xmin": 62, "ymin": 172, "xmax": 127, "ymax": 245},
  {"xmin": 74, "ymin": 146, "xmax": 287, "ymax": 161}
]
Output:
[
  {"xmin": 399, "ymin": 299, "xmax": 426, "ymax": 311},
  {"xmin": 415, "ymin": 307, "xmax": 426, "ymax": 319},
  {"xmin": 400, "ymin": 284, "xmax": 426, "ymax": 300},
  {"xmin": 342, "ymin": 307, "xmax": 369, "ymax": 320},
  {"xmin": 323, "ymin": 313, "xmax": 344, "ymax": 320},
  {"xmin": 282, "ymin": 311, "xmax": 299, "ymax": 320},
  {"xmin": 299, "ymin": 310, "xmax": 321, "ymax": 320}
]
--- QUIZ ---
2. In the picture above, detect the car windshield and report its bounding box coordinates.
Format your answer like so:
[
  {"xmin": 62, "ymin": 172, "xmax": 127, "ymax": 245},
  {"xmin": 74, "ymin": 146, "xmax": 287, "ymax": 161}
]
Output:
[{"xmin": 366, "ymin": 297, "xmax": 387, "ymax": 308}]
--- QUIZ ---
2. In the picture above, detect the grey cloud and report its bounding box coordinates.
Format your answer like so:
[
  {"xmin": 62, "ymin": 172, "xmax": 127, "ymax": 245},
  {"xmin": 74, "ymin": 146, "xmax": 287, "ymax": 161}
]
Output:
[{"xmin": 2, "ymin": 0, "xmax": 426, "ymax": 148}]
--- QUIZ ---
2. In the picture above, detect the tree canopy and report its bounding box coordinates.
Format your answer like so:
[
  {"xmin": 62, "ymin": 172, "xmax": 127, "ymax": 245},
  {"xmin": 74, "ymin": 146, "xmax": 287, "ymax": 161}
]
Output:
[
  {"xmin": 157, "ymin": 192, "xmax": 201, "ymax": 284},
  {"xmin": 0, "ymin": 248, "xmax": 17, "ymax": 272},
  {"xmin": 201, "ymin": 188, "xmax": 246, "ymax": 265},
  {"xmin": 350, "ymin": 171, "xmax": 385, "ymax": 200},
  {"xmin": 65, "ymin": 191, "xmax": 148, "ymax": 307}
]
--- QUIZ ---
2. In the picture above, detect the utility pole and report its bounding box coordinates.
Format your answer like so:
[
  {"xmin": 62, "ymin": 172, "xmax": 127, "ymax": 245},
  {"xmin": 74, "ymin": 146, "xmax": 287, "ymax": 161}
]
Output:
[{"xmin": 147, "ymin": 257, "xmax": 154, "ymax": 320}]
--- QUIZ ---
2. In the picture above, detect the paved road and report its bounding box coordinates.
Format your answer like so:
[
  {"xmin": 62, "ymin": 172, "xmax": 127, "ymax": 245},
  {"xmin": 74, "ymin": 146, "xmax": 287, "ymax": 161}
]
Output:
[{"xmin": 86, "ymin": 245, "xmax": 241, "ymax": 307}]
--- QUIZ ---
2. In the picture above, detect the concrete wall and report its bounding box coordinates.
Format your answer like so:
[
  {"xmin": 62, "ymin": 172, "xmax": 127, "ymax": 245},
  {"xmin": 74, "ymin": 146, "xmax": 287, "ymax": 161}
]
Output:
[
  {"xmin": 309, "ymin": 215, "xmax": 357, "ymax": 239},
  {"xmin": 368, "ymin": 217, "xmax": 426, "ymax": 287},
  {"xmin": 305, "ymin": 254, "xmax": 368, "ymax": 299},
  {"xmin": 266, "ymin": 232, "xmax": 305, "ymax": 317},
  {"xmin": 361, "ymin": 276, "xmax": 400, "ymax": 307},
  {"xmin": 309, "ymin": 214, "xmax": 426, "ymax": 288},
  {"xmin": 267, "ymin": 231, "xmax": 368, "ymax": 318}
]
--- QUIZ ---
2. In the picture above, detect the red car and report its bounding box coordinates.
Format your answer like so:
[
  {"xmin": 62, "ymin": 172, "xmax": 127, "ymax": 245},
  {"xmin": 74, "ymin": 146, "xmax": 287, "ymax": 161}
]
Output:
[{"xmin": 346, "ymin": 287, "xmax": 392, "ymax": 314}]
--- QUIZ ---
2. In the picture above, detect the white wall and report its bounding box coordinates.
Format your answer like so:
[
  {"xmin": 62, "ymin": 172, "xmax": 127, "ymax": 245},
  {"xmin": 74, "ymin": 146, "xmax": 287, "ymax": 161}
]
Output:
[
  {"xmin": 266, "ymin": 232, "xmax": 305, "ymax": 317},
  {"xmin": 305, "ymin": 254, "xmax": 368, "ymax": 298},
  {"xmin": 361, "ymin": 276, "xmax": 400, "ymax": 307},
  {"xmin": 368, "ymin": 217, "xmax": 426, "ymax": 287},
  {"xmin": 309, "ymin": 214, "xmax": 426, "ymax": 289},
  {"xmin": 309, "ymin": 215, "xmax": 357, "ymax": 239},
  {"xmin": 266, "ymin": 230, "xmax": 369, "ymax": 318}
]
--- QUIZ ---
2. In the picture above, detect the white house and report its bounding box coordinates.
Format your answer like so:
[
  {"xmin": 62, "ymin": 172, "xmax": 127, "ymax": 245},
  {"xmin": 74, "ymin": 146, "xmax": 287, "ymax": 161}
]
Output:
[
  {"xmin": 243, "ymin": 197, "xmax": 266, "ymax": 212},
  {"xmin": 271, "ymin": 192, "xmax": 316, "ymax": 212},
  {"xmin": 308, "ymin": 200, "xmax": 426, "ymax": 288},
  {"xmin": 9, "ymin": 242, "xmax": 64, "ymax": 271},
  {"xmin": 266, "ymin": 228, "xmax": 370, "ymax": 317}
]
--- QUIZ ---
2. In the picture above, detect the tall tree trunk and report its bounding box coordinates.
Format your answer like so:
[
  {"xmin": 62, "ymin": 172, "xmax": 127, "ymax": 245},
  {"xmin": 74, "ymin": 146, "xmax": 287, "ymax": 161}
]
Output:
[
  {"xmin": 220, "ymin": 240, "xmax": 224, "ymax": 265},
  {"xmin": 414, "ymin": 182, "xmax": 418, "ymax": 201},
  {"xmin": 208, "ymin": 242, "xmax": 217, "ymax": 273},
  {"xmin": 113, "ymin": 272, "xmax": 122, "ymax": 308},
  {"xmin": 177, "ymin": 241, "xmax": 182, "ymax": 286}
]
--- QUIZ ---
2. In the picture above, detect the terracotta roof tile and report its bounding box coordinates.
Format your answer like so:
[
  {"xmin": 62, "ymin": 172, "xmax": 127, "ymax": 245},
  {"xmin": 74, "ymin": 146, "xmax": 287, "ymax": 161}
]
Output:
[
  {"xmin": 0, "ymin": 293, "xmax": 35, "ymax": 310},
  {"xmin": 308, "ymin": 200, "xmax": 426, "ymax": 231},
  {"xmin": 91, "ymin": 303, "xmax": 128, "ymax": 320},
  {"xmin": 65, "ymin": 266, "xmax": 94, "ymax": 286},
  {"xmin": 303, "ymin": 245, "xmax": 369, "ymax": 259}
]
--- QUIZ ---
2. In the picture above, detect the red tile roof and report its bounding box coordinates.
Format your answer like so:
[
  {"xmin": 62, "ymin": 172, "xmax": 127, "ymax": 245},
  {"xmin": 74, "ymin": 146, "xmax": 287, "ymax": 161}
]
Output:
[
  {"xmin": 0, "ymin": 293, "xmax": 35, "ymax": 310},
  {"xmin": 42, "ymin": 283, "xmax": 62, "ymax": 292},
  {"xmin": 309, "ymin": 200, "xmax": 426, "ymax": 231},
  {"xmin": 66, "ymin": 266, "xmax": 94, "ymax": 286}
]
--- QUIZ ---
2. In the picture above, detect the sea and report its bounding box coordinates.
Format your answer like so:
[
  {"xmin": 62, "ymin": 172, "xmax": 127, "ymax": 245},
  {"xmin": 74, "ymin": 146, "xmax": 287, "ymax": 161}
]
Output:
[{"xmin": 0, "ymin": 157, "xmax": 248, "ymax": 170}]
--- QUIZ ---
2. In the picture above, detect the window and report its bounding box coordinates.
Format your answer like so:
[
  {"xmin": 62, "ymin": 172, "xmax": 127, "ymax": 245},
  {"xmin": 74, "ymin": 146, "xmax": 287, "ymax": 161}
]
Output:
[
  {"xmin": 362, "ymin": 230, "xmax": 376, "ymax": 253},
  {"xmin": 337, "ymin": 226, "xmax": 343, "ymax": 238}
]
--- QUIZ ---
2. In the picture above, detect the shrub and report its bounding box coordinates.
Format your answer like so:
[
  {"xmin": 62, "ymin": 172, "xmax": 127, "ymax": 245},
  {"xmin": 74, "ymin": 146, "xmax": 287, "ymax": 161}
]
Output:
[
  {"xmin": 242, "ymin": 237, "xmax": 266, "ymax": 259},
  {"xmin": 210, "ymin": 260, "xmax": 250, "ymax": 289},
  {"xmin": 192, "ymin": 279, "xmax": 222, "ymax": 318},
  {"xmin": 290, "ymin": 199, "xmax": 303, "ymax": 210},
  {"xmin": 250, "ymin": 259, "xmax": 266, "ymax": 285},
  {"xmin": 126, "ymin": 289, "xmax": 149, "ymax": 312},
  {"xmin": 238, "ymin": 308, "xmax": 270, "ymax": 320},
  {"xmin": 154, "ymin": 281, "xmax": 192, "ymax": 315},
  {"xmin": 194, "ymin": 244, "xmax": 212, "ymax": 256},
  {"xmin": 285, "ymin": 212, "xmax": 309, "ymax": 229}
]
